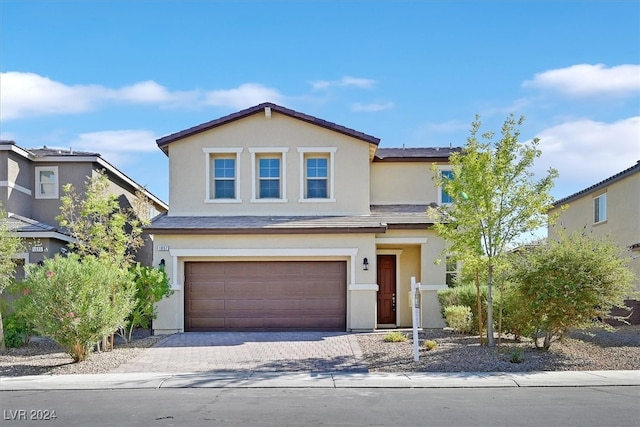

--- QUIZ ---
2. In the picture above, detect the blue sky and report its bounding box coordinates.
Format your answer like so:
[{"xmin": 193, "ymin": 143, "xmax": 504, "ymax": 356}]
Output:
[{"xmin": 1, "ymin": 0, "xmax": 639, "ymax": 205}]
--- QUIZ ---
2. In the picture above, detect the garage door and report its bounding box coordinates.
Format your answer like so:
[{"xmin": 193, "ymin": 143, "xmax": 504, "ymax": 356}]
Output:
[{"xmin": 184, "ymin": 261, "xmax": 347, "ymax": 331}]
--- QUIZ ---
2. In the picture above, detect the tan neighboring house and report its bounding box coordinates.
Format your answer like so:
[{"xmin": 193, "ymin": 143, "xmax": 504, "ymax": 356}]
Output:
[
  {"xmin": 148, "ymin": 103, "xmax": 461, "ymax": 333},
  {"xmin": 548, "ymin": 161, "xmax": 640, "ymax": 323},
  {"xmin": 0, "ymin": 141, "xmax": 169, "ymax": 275}
]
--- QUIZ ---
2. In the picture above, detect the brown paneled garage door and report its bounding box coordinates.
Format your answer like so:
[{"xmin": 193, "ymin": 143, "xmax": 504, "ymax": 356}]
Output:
[{"xmin": 184, "ymin": 261, "xmax": 347, "ymax": 331}]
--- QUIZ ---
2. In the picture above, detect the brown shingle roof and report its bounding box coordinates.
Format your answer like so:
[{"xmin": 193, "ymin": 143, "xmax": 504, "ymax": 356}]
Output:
[
  {"xmin": 156, "ymin": 102, "xmax": 381, "ymax": 152},
  {"xmin": 374, "ymin": 147, "xmax": 462, "ymax": 162},
  {"xmin": 146, "ymin": 204, "xmax": 438, "ymax": 234}
]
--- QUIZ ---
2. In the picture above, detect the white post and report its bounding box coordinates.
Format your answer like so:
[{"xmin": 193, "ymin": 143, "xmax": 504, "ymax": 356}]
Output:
[{"xmin": 411, "ymin": 276, "xmax": 421, "ymax": 362}]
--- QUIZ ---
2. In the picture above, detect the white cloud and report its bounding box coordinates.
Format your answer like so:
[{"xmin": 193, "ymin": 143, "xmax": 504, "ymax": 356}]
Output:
[
  {"xmin": 311, "ymin": 76, "xmax": 376, "ymax": 90},
  {"xmin": 0, "ymin": 72, "xmax": 105, "ymax": 121},
  {"xmin": 524, "ymin": 64, "xmax": 640, "ymax": 97},
  {"xmin": 351, "ymin": 102, "xmax": 394, "ymax": 112},
  {"xmin": 69, "ymin": 129, "xmax": 159, "ymax": 165},
  {"xmin": 0, "ymin": 72, "xmax": 194, "ymax": 121},
  {"xmin": 203, "ymin": 83, "xmax": 285, "ymax": 109},
  {"xmin": 535, "ymin": 117, "xmax": 640, "ymax": 188}
]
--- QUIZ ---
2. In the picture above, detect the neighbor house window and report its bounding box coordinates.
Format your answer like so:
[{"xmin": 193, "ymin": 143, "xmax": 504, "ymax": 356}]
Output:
[
  {"xmin": 445, "ymin": 256, "xmax": 458, "ymax": 288},
  {"xmin": 250, "ymin": 148, "xmax": 288, "ymax": 202},
  {"xmin": 204, "ymin": 148, "xmax": 242, "ymax": 202},
  {"xmin": 440, "ymin": 169, "xmax": 454, "ymax": 205},
  {"xmin": 298, "ymin": 147, "xmax": 336, "ymax": 202},
  {"xmin": 35, "ymin": 166, "xmax": 58, "ymax": 199},
  {"xmin": 594, "ymin": 193, "xmax": 607, "ymax": 224}
]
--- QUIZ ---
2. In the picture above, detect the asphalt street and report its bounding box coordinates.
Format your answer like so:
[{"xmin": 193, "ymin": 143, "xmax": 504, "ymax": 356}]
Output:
[{"xmin": 2, "ymin": 386, "xmax": 639, "ymax": 426}]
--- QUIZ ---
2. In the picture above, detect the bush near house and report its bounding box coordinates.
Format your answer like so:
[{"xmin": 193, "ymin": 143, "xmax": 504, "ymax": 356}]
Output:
[
  {"xmin": 443, "ymin": 305, "xmax": 473, "ymax": 334},
  {"xmin": 20, "ymin": 254, "xmax": 136, "ymax": 362},
  {"xmin": 438, "ymin": 284, "xmax": 487, "ymax": 333}
]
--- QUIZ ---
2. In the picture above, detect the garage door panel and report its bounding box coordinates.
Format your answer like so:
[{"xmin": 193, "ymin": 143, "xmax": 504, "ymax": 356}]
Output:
[{"xmin": 185, "ymin": 261, "xmax": 346, "ymax": 331}]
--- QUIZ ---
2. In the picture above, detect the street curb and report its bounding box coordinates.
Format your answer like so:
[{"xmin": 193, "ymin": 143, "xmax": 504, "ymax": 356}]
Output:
[{"xmin": 1, "ymin": 370, "xmax": 638, "ymax": 391}]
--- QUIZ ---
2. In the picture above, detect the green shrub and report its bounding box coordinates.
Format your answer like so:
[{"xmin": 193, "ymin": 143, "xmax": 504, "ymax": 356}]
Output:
[
  {"xmin": 383, "ymin": 331, "xmax": 407, "ymax": 342},
  {"xmin": 438, "ymin": 284, "xmax": 487, "ymax": 333},
  {"xmin": 424, "ymin": 339, "xmax": 437, "ymax": 351},
  {"xmin": 509, "ymin": 347, "xmax": 525, "ymax": 363},
  {"xmin": 509, "ymin": 232, "xmax": 635, "ymax": 350},
  {"xmin": 444, "ymin": 305, "xmax": 473, "ymax": 334},
  {"xmin": 21, "ymin": 254, "xmax": 136, "ymax": 362},
  {"xmin": 2, "ymin": 311, "xmax": 33, "ymax": 348},
  {"xmin": 121, "ymin": 264, "xmax": 172, "ymax": 342}
]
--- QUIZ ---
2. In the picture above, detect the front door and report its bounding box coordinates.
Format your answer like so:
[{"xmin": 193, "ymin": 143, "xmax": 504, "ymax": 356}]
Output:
[{"xmin": 377, "ymin": 255, "xmax": 396, "ymax": 325}]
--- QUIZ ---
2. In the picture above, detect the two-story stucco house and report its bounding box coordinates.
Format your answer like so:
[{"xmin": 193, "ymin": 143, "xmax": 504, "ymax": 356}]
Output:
[
  {"xmin": 0, "ymin": 141, "xmax": 169, "ymax": 275},
  {"xmin": 548, "ymin": 161, "xmax": 640, "ymax": 323},
  {"xmin": 148, "ymin": 103, "xmax": 460, "ymax": 333}
]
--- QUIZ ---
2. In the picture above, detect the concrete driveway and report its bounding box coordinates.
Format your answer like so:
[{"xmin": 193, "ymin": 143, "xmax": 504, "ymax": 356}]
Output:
[{"xmin": 111, "ymin": 332, "xmax": 368, "ymax": 374}]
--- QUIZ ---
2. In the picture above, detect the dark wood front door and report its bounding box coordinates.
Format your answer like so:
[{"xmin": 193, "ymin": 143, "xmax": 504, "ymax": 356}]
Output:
[{"xmin": 377, "ymin": 255, "xmax": 396, "ymax": 324}]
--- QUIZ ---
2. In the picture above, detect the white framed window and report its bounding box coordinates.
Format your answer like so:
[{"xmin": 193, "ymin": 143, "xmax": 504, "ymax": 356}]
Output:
[
  {"xmin": 35, "ymin": 166, "xmax": 59, "ymax": 199},
  {"xmin": 298, "ymin": 147, "xmax": 336, "ymax": 202},
  {"xmin": 594, "ymin": 193, "xmax": 607, "ymax": 224},
  {"xmin": 445, "ymin": 255, "xmax": 458, "ymax": 287},
  {"xmin": 204, "ymin": 148, "xmax": 242, "ymax": 203},
  {"xmin": 438, "ymin": 168, "xmax": 454, "ymax": 205},
  {"xmin": 250, "ymin": 148, "xmax": 288, "ymax": 202}
]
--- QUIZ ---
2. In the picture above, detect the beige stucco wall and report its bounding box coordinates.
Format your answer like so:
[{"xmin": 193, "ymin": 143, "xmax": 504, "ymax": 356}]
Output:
[
  {"xmin": 166, "ymin": 111, "xmax": 372, "ymax": 216},
  {"xmin": 549, "ymin": 172, "xmax": 640, "ymax": 293},
  {"xmin": 1, "ymin": 152, "xmax": 33, "ymax": 218},
  {"xmin": 370, "ymin": 161, "xmax": 448, "ymax": 205}
]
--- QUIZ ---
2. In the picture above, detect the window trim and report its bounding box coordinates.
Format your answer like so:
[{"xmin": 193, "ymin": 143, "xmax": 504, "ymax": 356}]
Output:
[
  {"xmin": 249, "ymin": 147, "xmax": 289, "ymax": 203},
  {"xmin": 437, "ymin": 167, "xmax": 454, "ymax": 205},
  {"xmin": 298, "ymin": 147, "xmax": 337, "ymax": 203},
  {"xmin": 35, "ymin": 166, "xmax": 59, "ymax": 199},
  {"xmin": 594, "ymin": 192, "xmax": 607, "ymax": 224},
  {"xmin": 204, "ymin": 148, "xmax": 243, "ymax": 203}
]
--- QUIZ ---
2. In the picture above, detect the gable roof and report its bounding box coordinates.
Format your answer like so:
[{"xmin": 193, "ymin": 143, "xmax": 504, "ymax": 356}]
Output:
[
  {"xmin": 0, "ymin": 141, "xmax": 168, "ymax": 210},
  {"xmin": 156, "ymin": 102, "xmax": 381, "ymax": 153},
  {"xmin": 552, "ymin": 161, "xmax": 640, "ymax": 208},
  {"xmin": 374, "ymin": 147, "xmax": 462, "ymax": 162},
  {"xmin": 6, "ymin": 212, "xmax": 74, "ymax": 242}
]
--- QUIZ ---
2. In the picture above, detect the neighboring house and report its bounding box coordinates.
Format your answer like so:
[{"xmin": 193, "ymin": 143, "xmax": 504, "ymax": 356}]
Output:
[
  {"xmin": 0, "ymin": 141, "xmax": 169, "ymax": 270},
  {"xmin": 147, "ymin": 102, "xmax": 461, "ymax": 333},
  {"xmin": 548, "ymin": 161, "xmax": 640, "ymax": 323}
]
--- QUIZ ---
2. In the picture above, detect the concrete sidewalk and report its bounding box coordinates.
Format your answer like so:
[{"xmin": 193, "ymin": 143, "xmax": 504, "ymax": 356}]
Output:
[{"xmin": 1, "ymin": 370, "xmax": 639, "ymax": 391}]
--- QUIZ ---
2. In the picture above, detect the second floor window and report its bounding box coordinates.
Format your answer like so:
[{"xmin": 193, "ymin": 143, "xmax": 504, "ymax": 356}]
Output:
[
  {"xmin": 258, "ymin": 157, "xmax": 281, "ymax": 198},
  {"xmin": 440, "ymin": 170, "xmax": 454, "ymax": 204},
  {"xmin": 306, "ymin": 157, "xmax": 328, "ymax": 198},
  {"xmin": 214, "ymin": 158, "xmax": 236, "ymax": 199},
  {"xmin": 35, "ymin": 166, "xmax": 58, "ymax": 199},
  {"xmin": 594, "ymin": 193, "xmax": 607, "ymax": 224}
]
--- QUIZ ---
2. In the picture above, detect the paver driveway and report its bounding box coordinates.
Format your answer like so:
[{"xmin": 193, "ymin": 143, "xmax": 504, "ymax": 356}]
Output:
[{"xmin": 112, "ymin": 332, "xmax": 368, "ymax": 373}]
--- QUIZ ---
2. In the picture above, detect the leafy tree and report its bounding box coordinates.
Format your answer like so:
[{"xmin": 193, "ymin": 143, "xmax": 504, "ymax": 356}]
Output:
[
  {"xmin": 56, "ymin": 170, "xmax": 148, "ymax": 267},
  {"xmin": 0, "ymin": 206, "xmax": 23, "ymax": 350},
  {"xmin": 21, "ymin": 254, "xmax": 136, "ymax": 362},
  {"xmin": 508, "ymin": 231, "xmax": 635, "ymax": 350},
  {"xmin": 430, "ymin": 115, "xmax": 558, "ymax": 346}
]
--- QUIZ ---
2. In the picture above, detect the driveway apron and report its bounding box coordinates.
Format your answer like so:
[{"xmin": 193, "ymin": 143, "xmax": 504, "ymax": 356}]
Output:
[{"xmin": 111, "ymin": 332, "xmax": 368, "ymax": 373}]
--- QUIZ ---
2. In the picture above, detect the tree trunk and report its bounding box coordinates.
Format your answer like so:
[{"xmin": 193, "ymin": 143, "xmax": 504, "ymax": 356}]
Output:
[
  {"xmin": 475, "ymin": 269, "xmax": 483, "ymax": 346},
  {"xmin": 0, "ymin": 311, "xmax": 5, "ymax": 351},
  {"xmin": 486, "ymin": 264, "xmax": 495, "ymax": 347}
]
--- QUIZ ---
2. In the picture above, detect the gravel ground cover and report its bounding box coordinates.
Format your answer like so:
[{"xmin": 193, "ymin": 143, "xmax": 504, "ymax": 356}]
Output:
[
  {"xmin": 0, "ymin": 326, "xmax": 638, "ymax": 377},
  {"xmin": 356, "ymin": 326, "xmax": 640, "ymax": 372}
]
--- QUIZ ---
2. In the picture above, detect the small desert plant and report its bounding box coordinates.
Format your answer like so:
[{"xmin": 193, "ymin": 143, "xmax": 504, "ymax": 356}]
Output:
[
  {"xmin": 444, "ymin": 305, "xmax": 473, "ymax": 334},
  {"xmin": 424, "ymin": 339, "xmax": 437, "ymax": 351},
  {"xmin": 509, "ymin": 347, "xmax": 525, "ymax": 363},
  {"xmin": 383, "ymin": 331, "xmax": 407, "ymax": 342}
]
